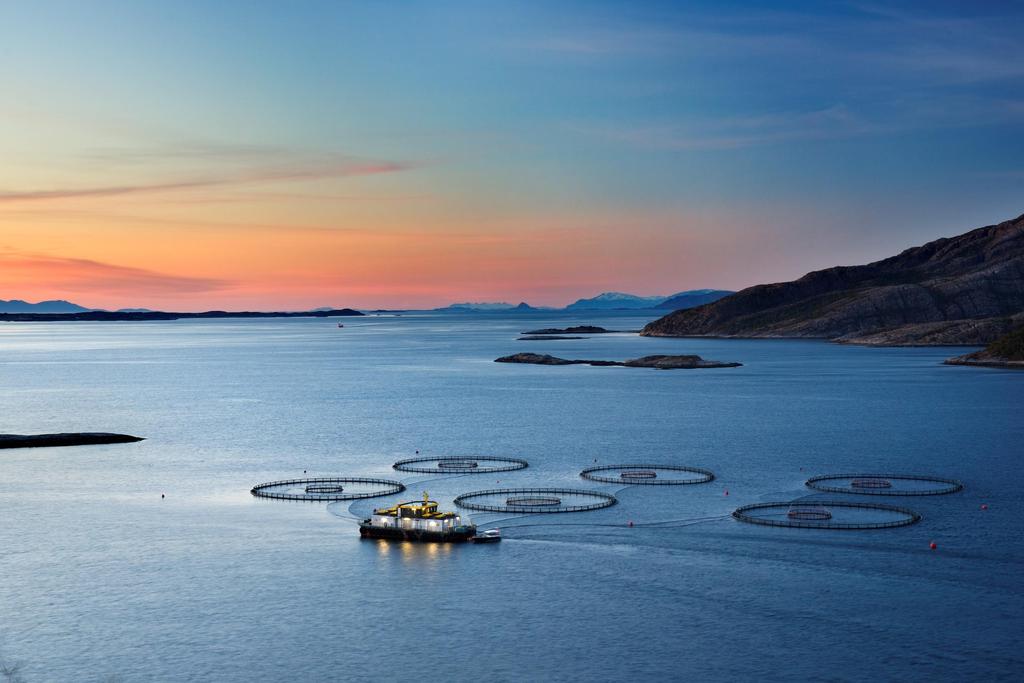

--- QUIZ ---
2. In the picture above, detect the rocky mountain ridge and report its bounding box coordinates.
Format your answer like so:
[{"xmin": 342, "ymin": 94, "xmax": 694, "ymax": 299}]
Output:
[{"xmin": 642, "ymin": 213, "xmax": 1024, "ymax": 345}]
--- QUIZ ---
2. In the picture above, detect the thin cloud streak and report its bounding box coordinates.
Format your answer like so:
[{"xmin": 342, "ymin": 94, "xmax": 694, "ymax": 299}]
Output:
[
  {"xmin": 573, "ymin": 105, "xmax": 876, "ymax": 151},
  {"xmin": 577, "ymin": 95, "xmax": 1024, "ymax": 152},
  {"xmin": 0, "ymin": 159, "xmax": 412, "ymax": 204},
  {"xmin": 0, "ymin": 252, "xmax": 231, "ymax": 295}
]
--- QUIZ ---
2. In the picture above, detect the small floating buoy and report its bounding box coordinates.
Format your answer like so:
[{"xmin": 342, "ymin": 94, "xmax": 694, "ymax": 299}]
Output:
[
  {"xmin": 724, "ymin": 489, "xmax": 729, "ymax": 496},
  {"xmin": 161, "ymin": 494, "xmax": 165, "ymax": 499},
  {"xmin": 980, "ymin": 504, "xmax": 988, "ymax": 510},
  {"xmin": 415, "ymin": 450, "xmax": 419, "ymax": 455},
  {"xmin": 303, "ymin": 470, "xmax": 307, "ymax": 474},
  {"xmin": 929, "ymin": 541, "xmax": 937, "ymax": 550}
]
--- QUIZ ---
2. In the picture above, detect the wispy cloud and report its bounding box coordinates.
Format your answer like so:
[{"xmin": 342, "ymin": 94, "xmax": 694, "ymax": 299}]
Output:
[
  {"xmin": 0, "ymin": 158, "xmax": 411, "ymax": 204},
  {"xmin": 511, "ymin": 25, "xmax": 811, "ymax": 60},
  {"xmin": 0, "ymin": 252, "xmax": 230, "ymax": 295},
  {"xmin": 577, "ymin": 92, "xmax": 1024, "ymax": 152},
  {"xmin": 574, "ymin": 105, "xmax": 876, "ymax": 151}
]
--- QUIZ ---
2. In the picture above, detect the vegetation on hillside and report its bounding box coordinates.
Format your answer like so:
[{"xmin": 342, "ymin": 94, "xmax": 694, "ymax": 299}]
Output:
[{"xmin": 984, "ymin": 325, "xmax": 1024, "ymax": 360}]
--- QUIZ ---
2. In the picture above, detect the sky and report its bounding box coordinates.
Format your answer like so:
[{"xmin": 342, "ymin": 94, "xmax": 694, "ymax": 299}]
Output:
[{"xmin": 1, "ymin": 0, "xmax": 1022, "ymax": 310}]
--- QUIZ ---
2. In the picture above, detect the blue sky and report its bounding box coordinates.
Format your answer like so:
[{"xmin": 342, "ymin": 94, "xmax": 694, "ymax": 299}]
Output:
[{"xmin": 0, "ymin": 0, "xmax": 1022, "ymax": 308}]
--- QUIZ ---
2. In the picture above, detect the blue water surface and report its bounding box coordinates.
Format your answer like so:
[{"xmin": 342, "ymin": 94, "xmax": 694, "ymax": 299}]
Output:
[{"xmin": 0, "ymin": 312, "xmax": 1021, "ymax": 681}]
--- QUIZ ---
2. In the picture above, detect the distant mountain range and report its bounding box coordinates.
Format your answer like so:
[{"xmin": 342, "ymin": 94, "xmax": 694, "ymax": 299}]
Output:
[
  {"xmin": 642, "ymin": 212, "xmax": 1024, "ymax": 346},
  {"xmin": 435, "ymin": 290, "xmax": 733, "ymax": 312},
  {"xmin": 0, "ymin": 299, "xmax": 91, "ymax": 313},
  {"xmin": 565, "ymin": 289, "xmax": 733, "ymax": 311},
  {"xmin": 435, "ymin": 302, "xmax": 545, "ymax": 312}
]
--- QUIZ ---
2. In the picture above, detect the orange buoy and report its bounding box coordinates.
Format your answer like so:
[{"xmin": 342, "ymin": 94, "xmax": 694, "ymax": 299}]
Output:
[{"xmin": 929, "ymin": 541, "xmax": 937, "ymax": 550}]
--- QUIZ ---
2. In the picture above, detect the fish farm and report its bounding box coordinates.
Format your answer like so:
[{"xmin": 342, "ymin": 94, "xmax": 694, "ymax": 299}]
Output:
[
  {"xmin": 580, "ymin": 464, "xmax": 715, "ymax": 485},
  {"xmin": 392, "ymin": 455, "xmax": 529, "ymax": 474},
  {"xmin": 732, "ymin": 500, "xmax": 922, "ymax": 529},
  {"xmin": 247, "ymin": 459, "xmax": 971, "ymax": 542},
  {"xmin": 454, "ymin": 488, "xmax": 617, "ymax": 514},
  {"xmin": 250, "ymin": 477, "xmax": 405, "ymax": 501},
  {"xmin": 805, "ymin": 473, "xmax": 964, "ymax": 496}
]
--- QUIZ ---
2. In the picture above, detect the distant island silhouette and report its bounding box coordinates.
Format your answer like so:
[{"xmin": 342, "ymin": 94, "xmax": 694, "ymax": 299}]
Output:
[{"xmin": 0, "ymin": 309, "xmax": 364, "ymax": 322}]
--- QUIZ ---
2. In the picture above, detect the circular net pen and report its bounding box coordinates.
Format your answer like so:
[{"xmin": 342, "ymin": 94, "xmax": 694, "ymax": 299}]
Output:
[
  {"xmin": 733, "ymin": 500, "xmax": 921, "ymax": 530},
  {"xmin": 393, "ymin": 456, "xmax": 528, "ymax": 474},
  {"xmin": 805, "ymin": 473, "xmax": 963, "ymax": 496},
  {"xmin": 454, "ymin": 488, "xmax": 617, "ymax": 514},
  {"xmin": 251, "ymin": 477, "xmax": 405, "ymax": 502},
  {"xmin": 580, "ymin": 464, "xmax": 715, "ymax": 485}
]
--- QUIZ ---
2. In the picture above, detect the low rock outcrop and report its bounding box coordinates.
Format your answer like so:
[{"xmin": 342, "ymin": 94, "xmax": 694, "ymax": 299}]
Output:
[
  {"xmin": 494, "ymin": 353, "xmax": 740, "ymax": 369},
  {"xmin": 522, "ymin": 326, "xmax": 612, "ymax": 335},
  {"xmin": 0, "ymin": 433, "xmax": 145, "ymax": 449}
]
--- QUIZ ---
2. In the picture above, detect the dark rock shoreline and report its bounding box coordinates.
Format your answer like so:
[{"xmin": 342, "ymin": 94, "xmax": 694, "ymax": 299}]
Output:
[
  {"xmin": 0, "ymin": 433, "xmax": 145, "ymax": 449},
  {"xmin": 495, "ymin": 353, "xmax": 741, "ymax": 369}
]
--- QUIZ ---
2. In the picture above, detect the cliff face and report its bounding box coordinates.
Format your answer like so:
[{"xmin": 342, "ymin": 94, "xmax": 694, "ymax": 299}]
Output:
[{"xmin": 642, "ymin": 213, "xmax": 1024, "ymax": 345}]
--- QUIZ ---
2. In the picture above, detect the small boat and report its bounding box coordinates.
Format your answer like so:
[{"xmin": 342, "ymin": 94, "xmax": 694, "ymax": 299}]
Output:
[
  {"xmin": 337, "ymin": 322, "xmax": 345, "ymax": 328},
  {"xmin": 471, "ymin": 529, "xmax": 501, "ymax": 543},
  {"xmin": 359, "ymin": 492, "xmax": 476, "ymax": 543}
]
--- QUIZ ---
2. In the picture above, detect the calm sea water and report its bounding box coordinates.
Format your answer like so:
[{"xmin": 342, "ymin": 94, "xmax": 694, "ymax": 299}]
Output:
[{"xmin": 1, "ymin": 313, "xmax": 1021, "ymax": 682}]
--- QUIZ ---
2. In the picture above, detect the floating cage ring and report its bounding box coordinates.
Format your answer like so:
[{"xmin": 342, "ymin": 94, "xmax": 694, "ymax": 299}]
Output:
[
  {"xmin": 733, "ymin": 500, "xmax": 921, "ymax": 530},
  {"xmin": 393, "ymin": 456, "xmax": 529, "ymax": 474},
  {"xmin": 438, "ymin": 460, "xmax": 479, "ymax": 469},
  {"xmin": 505, "ymin": 496, "xmax": 561, "ymax": 506},
  {"xmin": 454, "ymin": 488, "xmax": 617, "ymax": 514},
  {"xmin": 787, "ymin": 505, "xmax": 832, "ymax": 521},
  {"xmin": 580, "ymin": 464, "xmax": 715, "ymax": 485},
  {"xmin": 805, "ymin": 473, "xmax": 963, "ymax": 496},
  {"xmin": 305, "ymin": 484, "xmax": 345, "ymax": 494},
  {"xmin": 250, "ymin": 477, "xmax": 405, "ymax": 502},
  {"xmin": 620, "ymin": 470, "xmax": 658, "ymax": 479},
  {"xmin": 851, "ymin": 478, "xmax": 892, "ymax": 489}
]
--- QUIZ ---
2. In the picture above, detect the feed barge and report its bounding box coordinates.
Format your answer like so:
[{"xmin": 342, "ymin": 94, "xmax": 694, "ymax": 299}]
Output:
[{"xmin": 360, "ymin": 492, "xmax": 477, "ymax": 542}]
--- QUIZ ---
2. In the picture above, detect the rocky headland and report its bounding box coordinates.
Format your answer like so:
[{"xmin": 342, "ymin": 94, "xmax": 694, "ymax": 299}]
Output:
[
  {"xmin": 0, "ymin": 433, "xmax": 145, "ymax": 449},
  {"xmin": 517, "ymin": 335, "xmax": 587, "ymax": 341},
  {"xmin": 495, "ymin": 353, "xmax": 741, "ymax": 369},
  {"xmin": 944, "ymin": 325, "xmax": 1024, "ymax": 369},
  {"xmin": 641, "ymin": 213, "xmax": 1024, "ymax": 346}
]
